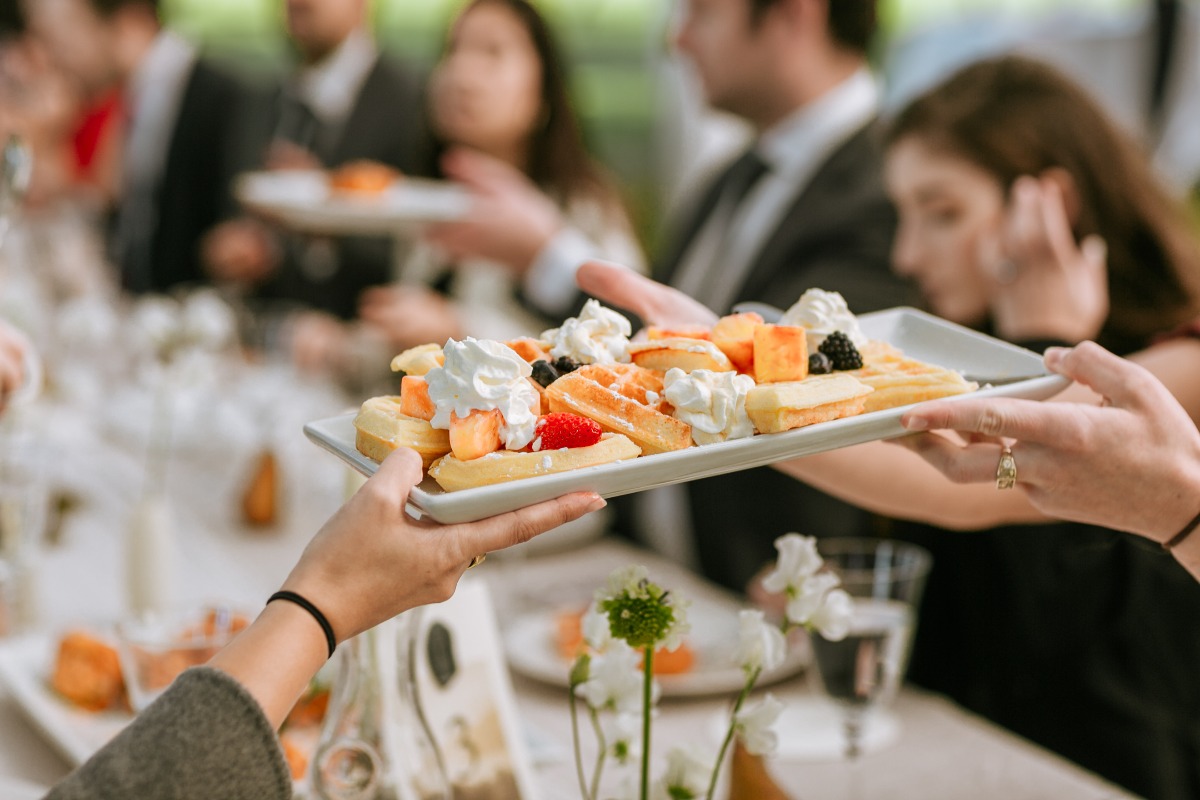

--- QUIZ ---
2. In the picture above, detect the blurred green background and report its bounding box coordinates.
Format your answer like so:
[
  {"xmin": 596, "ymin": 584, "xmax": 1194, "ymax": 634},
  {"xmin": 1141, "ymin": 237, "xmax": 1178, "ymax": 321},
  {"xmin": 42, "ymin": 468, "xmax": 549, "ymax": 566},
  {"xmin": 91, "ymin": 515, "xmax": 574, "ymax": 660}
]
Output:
[{"xmin": 159, "ymin": 0, "xmax": 1166, "ymax": 249}]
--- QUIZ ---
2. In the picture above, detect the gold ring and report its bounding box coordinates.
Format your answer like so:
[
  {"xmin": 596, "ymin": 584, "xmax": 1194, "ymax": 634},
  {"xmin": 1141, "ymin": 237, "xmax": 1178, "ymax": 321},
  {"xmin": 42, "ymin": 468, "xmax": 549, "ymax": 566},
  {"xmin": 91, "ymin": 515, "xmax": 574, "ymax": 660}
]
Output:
[
  {"xmin": 467, "ymin": 553, "xmax": 487, "ymax": 569},
  {"xmin": 995, "ymin": 446, "xmax": 1017, "ymax": 490}
]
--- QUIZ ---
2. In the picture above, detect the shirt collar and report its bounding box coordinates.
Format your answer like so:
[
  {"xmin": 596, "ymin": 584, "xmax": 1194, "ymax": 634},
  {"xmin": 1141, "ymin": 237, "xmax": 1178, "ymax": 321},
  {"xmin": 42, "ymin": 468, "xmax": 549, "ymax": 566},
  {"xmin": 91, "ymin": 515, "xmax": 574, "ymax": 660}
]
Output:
[
  {"xmin": 128, "ymin": 30, "xmax": 197, "ymax": 108},
  {"xmin": 757, "ymin": 67, "xmax": 880, "ymax": 175},
  {"xmin": 294, "ymin": 28, "xmax": 378, "ymax": 126}
]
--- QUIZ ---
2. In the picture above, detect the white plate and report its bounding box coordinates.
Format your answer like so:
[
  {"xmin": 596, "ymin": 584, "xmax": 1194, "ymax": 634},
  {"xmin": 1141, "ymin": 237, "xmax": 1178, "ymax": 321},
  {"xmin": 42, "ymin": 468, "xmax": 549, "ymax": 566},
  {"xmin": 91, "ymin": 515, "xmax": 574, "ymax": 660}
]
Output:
[
  {"xmin": 0, "ymin": 635, "xmax": 127, "ymax": 766},
  {"xmin": 305, "ymin": 307, "xmax": 1070, "ymax": 524},
  {"xmin": 504, "ymin": 601, "xmax": 807, "ymax": 698},
  {"xmin": 235, "ymin": 169, "xmax": 472, "ymax": 236}
]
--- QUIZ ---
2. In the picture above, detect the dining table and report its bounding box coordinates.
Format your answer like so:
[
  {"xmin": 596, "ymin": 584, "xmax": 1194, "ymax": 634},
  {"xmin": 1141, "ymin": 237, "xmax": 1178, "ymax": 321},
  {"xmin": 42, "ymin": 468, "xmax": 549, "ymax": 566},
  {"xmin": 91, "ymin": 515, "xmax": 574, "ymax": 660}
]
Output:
[{"xmin": 0, "ymin": 376, "xmax": 1141, "ymax": 800}]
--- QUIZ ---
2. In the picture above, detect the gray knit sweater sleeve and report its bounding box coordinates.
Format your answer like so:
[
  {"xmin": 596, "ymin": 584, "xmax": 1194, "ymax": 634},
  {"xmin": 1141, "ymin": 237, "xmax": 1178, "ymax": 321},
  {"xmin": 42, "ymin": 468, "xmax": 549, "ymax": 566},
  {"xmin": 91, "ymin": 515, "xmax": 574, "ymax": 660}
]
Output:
[{"xmin": 45, "ymin": 667, "xmax": 292, "ymax": 800}]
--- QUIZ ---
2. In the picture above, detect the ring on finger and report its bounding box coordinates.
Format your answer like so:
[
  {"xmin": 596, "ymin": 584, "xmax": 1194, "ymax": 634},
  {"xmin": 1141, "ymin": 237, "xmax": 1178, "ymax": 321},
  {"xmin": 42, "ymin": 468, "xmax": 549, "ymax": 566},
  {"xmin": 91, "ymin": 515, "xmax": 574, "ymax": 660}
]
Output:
[
  {"xmin": 995, "ymin": 446, "xmax": 1017, "ymax": 490},
  {"xmin": 467, "ymin": 553, "xmax": 487, "ymax": 569}
]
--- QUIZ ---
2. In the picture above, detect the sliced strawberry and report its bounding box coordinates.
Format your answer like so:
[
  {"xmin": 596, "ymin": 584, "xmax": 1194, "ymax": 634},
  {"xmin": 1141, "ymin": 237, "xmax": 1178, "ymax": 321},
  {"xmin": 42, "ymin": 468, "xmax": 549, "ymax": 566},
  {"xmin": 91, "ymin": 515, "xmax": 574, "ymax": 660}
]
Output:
[{"xmin": 532, "ymin": 413, "xmax": 603, "ymax": 451}]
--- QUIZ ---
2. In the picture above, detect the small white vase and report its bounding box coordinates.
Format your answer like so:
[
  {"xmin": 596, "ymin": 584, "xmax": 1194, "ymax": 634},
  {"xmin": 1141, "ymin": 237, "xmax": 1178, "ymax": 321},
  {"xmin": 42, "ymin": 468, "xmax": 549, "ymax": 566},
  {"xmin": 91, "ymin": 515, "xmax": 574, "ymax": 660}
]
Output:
[{"xmin": 126, "ymin": 493, "xmax": 175, "ymax": 616}]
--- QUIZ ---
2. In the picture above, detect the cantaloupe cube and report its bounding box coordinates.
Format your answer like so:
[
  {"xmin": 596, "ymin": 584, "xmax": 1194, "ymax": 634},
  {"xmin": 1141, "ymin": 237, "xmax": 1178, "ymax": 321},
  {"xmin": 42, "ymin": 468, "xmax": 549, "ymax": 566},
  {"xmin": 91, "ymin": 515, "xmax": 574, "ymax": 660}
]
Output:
[
  {"xmin": 753, "ymin": 324, "xmax": 809, "ymax": 383},
  {"xmin": 711, "ymin": 312, "xmax": 763, "ymax": 374},
  {"xmin": 399, "ymin": 376, "xmax": 436, "ymax": 421},
  {"xmin": 449, "ymin": 409, "xmax": 504, "ymax": 461}
]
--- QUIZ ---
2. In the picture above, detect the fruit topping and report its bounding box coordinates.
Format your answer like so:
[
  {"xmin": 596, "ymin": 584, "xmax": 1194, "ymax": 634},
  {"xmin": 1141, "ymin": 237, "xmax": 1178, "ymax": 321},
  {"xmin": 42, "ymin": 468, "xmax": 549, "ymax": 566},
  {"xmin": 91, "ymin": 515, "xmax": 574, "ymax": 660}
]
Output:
[
  {"xmin": 818, "ymin": 331, "xmax": 863, "ymax": 371},
  {"xmin": 531, "ymin": 360, "xmax": 560, "ymax": 388},
  {"xmin": 552, "ymin": 356, "xmax": 582, "ymax": 375},
  {"xmin": 533, "ymin": 412, "xmax": 603, "ymax": 451},
  {"xmin": 808, "ymin": 352, "xmax": 833, "ymax": 375}
]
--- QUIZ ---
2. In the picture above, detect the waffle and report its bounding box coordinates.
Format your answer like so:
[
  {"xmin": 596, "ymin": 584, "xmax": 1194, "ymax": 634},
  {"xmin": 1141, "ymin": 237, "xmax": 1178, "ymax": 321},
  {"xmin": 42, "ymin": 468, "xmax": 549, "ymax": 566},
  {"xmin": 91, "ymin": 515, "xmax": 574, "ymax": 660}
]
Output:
[
  {"xmin": 354, "ymin": 396, "xmax": 452, "ymax": 469},
  {"xmin": 849, "ymin": 347, "xmax": 978, "ymax": 412},
  {"xmin": 745, "ymin": 374, "xmax": 874, "ymax": 434},
  {"xmin": 546, "ymin": 368, "xmax": 692, "ymax": 455},
  {"xmin": 428, "ymin": 433, "xmax": 641, "ymax": 492},
  {"xmin": 628, "ymin": 337, "xmax": 733, "ymax": 373}
]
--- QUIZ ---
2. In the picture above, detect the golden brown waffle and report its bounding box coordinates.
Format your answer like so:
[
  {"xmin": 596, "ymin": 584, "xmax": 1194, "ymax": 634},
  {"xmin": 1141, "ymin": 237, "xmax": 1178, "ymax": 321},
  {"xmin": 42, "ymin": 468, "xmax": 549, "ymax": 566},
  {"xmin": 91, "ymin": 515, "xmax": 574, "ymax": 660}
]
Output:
[
  {"xmin": 546, "ymin": 369, "xmax": 692, "ymax": 455},
  {"xmin": 354, "ymin": 396, "xmax": 452, "ymax": 469},
  {"xmin": 428, "ymin": 433, "xmax": 641, "ymax": 491},
  {"xmin": 745, "ymin": 374, "xmax": 874, "ymax": 434}
]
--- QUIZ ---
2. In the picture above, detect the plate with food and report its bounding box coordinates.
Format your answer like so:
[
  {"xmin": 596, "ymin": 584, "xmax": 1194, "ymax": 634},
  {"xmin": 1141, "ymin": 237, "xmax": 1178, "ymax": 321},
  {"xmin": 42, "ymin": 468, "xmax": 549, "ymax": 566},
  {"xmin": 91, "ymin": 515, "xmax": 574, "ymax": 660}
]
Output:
[
  {"xmin": 0, "ymin": 615, "xmax": 327, "ymax": 785},
  {"xmin": 305, "ymin": 292, "xmax": 1069, "ymax": 524},
  {"xmin": 235, "ymin": 163, "xmax": 471, "ymax": 236},
  {"xmin": 503, "ymin": 598, "xmax": 808, "ymax": 698}
]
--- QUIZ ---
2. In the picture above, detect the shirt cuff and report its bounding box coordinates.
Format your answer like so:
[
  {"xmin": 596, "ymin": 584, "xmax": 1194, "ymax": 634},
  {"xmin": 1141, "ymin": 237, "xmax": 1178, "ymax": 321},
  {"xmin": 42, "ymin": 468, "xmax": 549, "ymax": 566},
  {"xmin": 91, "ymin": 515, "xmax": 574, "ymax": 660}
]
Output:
[{"xmin": 522, "ymin": 227, "xmax": 598, "ymax": 316}]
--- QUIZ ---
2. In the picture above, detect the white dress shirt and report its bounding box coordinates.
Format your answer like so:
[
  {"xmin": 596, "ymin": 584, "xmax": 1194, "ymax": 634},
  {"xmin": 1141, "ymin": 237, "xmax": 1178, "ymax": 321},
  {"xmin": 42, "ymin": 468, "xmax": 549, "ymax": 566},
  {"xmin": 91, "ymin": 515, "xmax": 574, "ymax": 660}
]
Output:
[
  {"xmin": 671, "ymin": 68, "xmax": 881, "ymax": 313},
  {"xmin": 291, "ymin": 28, "xmax": 378, "ymax": 133}
]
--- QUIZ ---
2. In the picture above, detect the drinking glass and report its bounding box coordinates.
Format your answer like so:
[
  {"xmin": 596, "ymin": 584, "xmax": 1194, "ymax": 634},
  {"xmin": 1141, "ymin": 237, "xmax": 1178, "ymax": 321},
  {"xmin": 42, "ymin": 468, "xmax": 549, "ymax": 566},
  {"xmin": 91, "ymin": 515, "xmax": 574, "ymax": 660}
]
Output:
[
  {"xmin": 0, "ymin": 431, "xmax": 48, "ymax": 632},
  {"xmin": 808, "ymin": 538, "xmax": 931, "ymax": 767}
]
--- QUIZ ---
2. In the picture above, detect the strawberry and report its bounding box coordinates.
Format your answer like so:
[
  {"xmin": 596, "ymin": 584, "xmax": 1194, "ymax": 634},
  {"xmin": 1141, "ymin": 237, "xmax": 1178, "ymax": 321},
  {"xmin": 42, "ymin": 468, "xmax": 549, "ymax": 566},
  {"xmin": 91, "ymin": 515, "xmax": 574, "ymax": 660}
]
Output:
[{"xmin": 532, "ymin": 413, "xmax": 603, "ymax": 451}]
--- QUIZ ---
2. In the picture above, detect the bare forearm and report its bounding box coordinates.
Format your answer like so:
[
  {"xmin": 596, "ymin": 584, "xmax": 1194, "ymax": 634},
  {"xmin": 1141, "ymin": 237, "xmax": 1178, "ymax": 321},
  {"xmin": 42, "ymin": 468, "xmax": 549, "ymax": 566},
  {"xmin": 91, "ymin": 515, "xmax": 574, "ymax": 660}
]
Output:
[
  {"xmin": 774, "ymin": 440, "xmax": 1050, "ymax": 530},
  {"xmin": 208, "ymin": 601, "xmax": 329, "ymax": 730}
]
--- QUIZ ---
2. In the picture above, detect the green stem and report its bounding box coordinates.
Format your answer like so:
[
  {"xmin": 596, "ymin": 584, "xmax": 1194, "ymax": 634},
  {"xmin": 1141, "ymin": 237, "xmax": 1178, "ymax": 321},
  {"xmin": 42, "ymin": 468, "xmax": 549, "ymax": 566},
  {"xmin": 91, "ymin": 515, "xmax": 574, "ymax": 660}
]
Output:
[
  {"xmin": 640, "ymin": 647, "xmax": 654, "ymax": 800},
  {"xmin": 705, "ymin": 667, "xmax": 761, "ymax": 800},
  {"xmin": 588, "ymin": 705, "xmax": 607, "ymax": 800},
  {"xmin": 569, "ymin": 685, "xmax": 592, "ymax": 800}
]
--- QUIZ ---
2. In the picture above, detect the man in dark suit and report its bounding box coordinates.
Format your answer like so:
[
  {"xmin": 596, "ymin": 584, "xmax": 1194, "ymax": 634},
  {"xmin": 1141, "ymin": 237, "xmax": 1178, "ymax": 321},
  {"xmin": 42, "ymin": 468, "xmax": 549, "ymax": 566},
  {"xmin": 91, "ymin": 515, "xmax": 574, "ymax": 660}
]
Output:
[
  {"xmin": 71, "ymin": 0, "xmax": 248, "ymax": 294},
  {"xmin": 626, "ymin": 0, "xmax": 918, "ymax": 592},
  {"xmin": 204, "ymin": 0, "xmax": 424, "ymax": 321}
]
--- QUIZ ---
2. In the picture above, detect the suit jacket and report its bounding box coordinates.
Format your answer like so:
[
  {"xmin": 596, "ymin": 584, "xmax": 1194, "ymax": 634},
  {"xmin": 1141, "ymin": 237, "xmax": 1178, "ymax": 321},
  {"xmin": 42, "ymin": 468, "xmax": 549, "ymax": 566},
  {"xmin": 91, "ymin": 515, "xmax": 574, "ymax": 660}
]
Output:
[
  {"xmin": 254, "ymin": 55, "xmax": 425, "ymax": 320},
  {"xmin": 121, "ymin": 58, "xmax": 248, "ymax": 294},
  {"xmin": 644, "ymin": 121, "xmax": 920, "ymax": 592}
]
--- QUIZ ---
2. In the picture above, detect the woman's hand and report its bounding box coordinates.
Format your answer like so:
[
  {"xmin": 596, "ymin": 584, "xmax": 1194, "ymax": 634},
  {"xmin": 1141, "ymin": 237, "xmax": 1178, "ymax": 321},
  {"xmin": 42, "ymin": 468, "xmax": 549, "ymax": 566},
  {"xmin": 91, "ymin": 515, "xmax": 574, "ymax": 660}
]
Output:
[
  {"xmin": 423, "ymin": 148, "xmax": 564, "ymax": 273},
  {"xmin": 280, "ymin": 448, "xmax": 606, "ymax": 643},
  {"xmin": 984, "ymin": 175, "xmax": 1108, "ymax": 344},
  {"xmin": 897, "ymin": 342, "xmax": 1200, "ymax": 547},
  {"xmin": 359, "ymin": 285, "xmax": 463, "ymax": 352},
  {"xmin": 575, "ymin": 260, "xmax": 718, "ymax": 329}
]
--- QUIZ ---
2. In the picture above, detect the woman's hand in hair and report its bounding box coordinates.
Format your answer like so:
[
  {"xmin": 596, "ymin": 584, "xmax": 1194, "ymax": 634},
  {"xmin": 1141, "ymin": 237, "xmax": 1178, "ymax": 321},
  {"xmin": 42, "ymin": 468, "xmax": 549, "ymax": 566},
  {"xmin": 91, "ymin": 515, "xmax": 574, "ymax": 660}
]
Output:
[
  {"xmin": 986, "ymin": 174, "xmax": 1109, "ymax": 346},
  {"xmin": 425, "ymin": 147, "xmax": 564, "ymax": 274}
]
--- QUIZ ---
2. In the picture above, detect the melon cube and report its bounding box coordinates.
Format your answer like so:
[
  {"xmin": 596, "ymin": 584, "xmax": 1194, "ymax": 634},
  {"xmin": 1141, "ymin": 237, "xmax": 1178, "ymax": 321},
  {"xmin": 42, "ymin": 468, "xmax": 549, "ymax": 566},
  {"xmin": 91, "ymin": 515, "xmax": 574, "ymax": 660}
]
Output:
[
  {"xmin": 449, "ymin": 409, "xmax": 504, "ymax": 461},
  {"xmin": 711, "ymin": 312, "xmax": 763, "ymax": 374},
  {"xmin": 399, "ymin": 376, "xmax": 436, "ymax": 421},
  {"xmin": 753, "ymin": 324, "xmax": 809, "ymax": 383}
]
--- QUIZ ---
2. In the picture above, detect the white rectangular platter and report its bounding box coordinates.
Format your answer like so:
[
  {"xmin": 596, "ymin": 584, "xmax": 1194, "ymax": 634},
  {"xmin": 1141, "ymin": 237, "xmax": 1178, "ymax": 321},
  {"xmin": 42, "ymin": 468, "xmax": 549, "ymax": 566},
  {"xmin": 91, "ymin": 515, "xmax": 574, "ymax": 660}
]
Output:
[
  {"xmin": 235, "ymin": 169, "xmax": 471, "ymax": 236},
  {"xmin": 305, "ymin": 307, "xmax": 1069, "ymax": 524}
]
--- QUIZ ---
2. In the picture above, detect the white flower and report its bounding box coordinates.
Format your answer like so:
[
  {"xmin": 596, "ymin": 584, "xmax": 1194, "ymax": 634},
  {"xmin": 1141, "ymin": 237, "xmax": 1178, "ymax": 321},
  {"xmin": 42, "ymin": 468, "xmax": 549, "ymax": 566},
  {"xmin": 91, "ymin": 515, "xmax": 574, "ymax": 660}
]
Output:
[
  {"xmin": 599, "ymin": 565, "xmax": 651, "ymax": 602},
  {"xmin": 652, "ymin": 745, "xmax": 714, "ymax": 800},
  {"xmin": 180, "ymin": 290, "xmax": 236, "ymax": 350},
  {"xmin": 761, "ymin": 534, "xmax": 823, "ymax": 594},
  {"xmin": 734, "ymin": 694, "xmax": 783, "ymax": 756},
  {"xmin": 784, "ymin": 570, "xmax": 841, "ymax": 627},
  {"xmin": 577, "ymin": 640, "xmax": 648, "ymax": 714},
  {"xmin": 582, "ymin": 602, "xmax": 611, "ymax": 651},
  {"xmin": 604, "ymin": 711, "xmax": 642, "ymax": 764},
  {"xmin": 130, "ymin": 296, "xmax": 180, "ymax": 353},
  {"xmin": 735, "ymin": 610, "xmax": 787, "ymax": 676},
  {"xmin": 811, "ymin": 588, "xmax": 853, "ymax": 641},
  {"xmin": 661, "ymin": 593, "xmax": 691, "ymax": 653}
]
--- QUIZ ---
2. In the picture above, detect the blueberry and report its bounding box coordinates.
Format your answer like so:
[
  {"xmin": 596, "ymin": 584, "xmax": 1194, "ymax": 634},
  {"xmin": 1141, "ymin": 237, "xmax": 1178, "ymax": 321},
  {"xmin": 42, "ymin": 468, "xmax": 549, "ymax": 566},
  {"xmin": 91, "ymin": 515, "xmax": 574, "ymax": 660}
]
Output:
[
  {"xmin": 531, "ymin": 360, "xmax": 559, "ymax": 388},
  {"xmin": 808, "ymin": 352, "xmax": 833, "ymax": 375},
  {"xmin": 552, "ymin": 356, "xmax": 581, "ymax": 375}
]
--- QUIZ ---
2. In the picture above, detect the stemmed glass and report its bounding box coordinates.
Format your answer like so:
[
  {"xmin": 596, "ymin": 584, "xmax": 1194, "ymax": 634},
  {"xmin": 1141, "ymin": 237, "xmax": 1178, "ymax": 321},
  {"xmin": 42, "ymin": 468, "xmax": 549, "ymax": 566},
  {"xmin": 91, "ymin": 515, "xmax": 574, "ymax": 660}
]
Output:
[
  {"xmin": 808, "ymin": 539, "xmax": 931, "ymax": 787},
  {"xmin": 0, "ymin": 134, "xmax": 32, "ymax": 250}
]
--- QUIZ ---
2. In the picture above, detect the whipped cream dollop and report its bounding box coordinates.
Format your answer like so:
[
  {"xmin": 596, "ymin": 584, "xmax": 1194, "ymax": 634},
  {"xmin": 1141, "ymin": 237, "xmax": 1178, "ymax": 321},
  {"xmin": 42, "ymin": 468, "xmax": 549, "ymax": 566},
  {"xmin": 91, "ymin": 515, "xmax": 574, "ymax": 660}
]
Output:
[
  {"xmin": 780, "ymin": 289, "xmax": 867, "ymax": 354},
  {"xmin": 425, "ymin": 338, "xmax": 539, "ymax": 450},
  {"xmin": 663, "ymin": 368, "xmax": 756, "ymax": 445},
  {"xmin": 541, "ymin": 299, "xmax": 631, "ymax": 364}
]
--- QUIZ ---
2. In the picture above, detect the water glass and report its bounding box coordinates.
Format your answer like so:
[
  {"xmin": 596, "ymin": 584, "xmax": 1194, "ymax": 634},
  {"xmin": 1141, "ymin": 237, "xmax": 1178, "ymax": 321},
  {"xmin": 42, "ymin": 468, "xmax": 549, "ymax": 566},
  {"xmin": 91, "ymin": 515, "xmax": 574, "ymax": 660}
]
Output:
[{"xmin": 808, "ymin": 538, "xmax": 931, "ymax": 761}]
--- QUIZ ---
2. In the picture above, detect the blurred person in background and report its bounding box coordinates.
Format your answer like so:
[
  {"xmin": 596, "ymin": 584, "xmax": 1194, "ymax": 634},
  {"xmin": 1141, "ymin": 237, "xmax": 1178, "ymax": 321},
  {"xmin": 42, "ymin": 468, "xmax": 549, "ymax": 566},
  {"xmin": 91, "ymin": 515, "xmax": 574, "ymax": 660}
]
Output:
[
  {"xmin": 203, "ymin": 0, "xmax": 424, "ymax": 322},
  {"xmin": 285, "ymin": 0, "xmax": 645, "ymax": 386},
  {"xmin": 35, "ymin": 0, "xmax": 251, "ymax": 295},
  {"xmin": 616, "ymin": 0, "xmax": 917, "ymax": 595},
  {"xmin": 580, "ymin": 55, "xmax": 1200, "ymax": 800}
]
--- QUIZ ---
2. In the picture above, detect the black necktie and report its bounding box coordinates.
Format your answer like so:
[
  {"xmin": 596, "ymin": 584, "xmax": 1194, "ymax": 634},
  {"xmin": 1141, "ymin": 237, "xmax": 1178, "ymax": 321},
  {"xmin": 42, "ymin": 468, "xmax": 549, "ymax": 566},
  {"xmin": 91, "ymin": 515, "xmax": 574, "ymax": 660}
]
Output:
[{"xmin": 721, "ymin": 148, "xmax": 770, "ymax": 211}]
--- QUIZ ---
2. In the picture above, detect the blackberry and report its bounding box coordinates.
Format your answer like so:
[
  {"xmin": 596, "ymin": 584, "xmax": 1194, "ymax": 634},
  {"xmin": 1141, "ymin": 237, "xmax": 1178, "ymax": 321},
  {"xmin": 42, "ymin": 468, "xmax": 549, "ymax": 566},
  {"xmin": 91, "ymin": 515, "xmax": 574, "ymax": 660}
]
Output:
[
  {"xmin": 808, "ymin": 352, "xmax": 833, "ymax": 375},
  {"xmin": 818, "ymin": 331, "xmax": 863, "ymax": 371},
  {"xmin": 530, "ymin": 360, "xmax": 559, "ymax": 388},
  {"xmin": 552, "ymin": 356, "xmax": 581, "ymax": 375}
]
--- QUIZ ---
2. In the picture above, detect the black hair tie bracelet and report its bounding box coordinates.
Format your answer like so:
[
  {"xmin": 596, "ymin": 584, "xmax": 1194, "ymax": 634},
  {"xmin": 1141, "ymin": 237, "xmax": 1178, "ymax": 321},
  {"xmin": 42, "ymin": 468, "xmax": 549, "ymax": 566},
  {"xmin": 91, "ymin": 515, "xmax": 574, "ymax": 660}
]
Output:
[{"xmin": 268, "ymin": 590, "xmax": 337, "ymax": 659}]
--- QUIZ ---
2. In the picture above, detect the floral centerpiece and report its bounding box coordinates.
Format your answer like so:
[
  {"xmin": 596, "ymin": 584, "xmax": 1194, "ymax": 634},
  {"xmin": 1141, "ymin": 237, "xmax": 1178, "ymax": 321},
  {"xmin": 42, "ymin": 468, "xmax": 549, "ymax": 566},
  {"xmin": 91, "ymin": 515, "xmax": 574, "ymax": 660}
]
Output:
[{"xmin": 568, "ymin": 533, "xmax": 852, "ymax": 800}]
